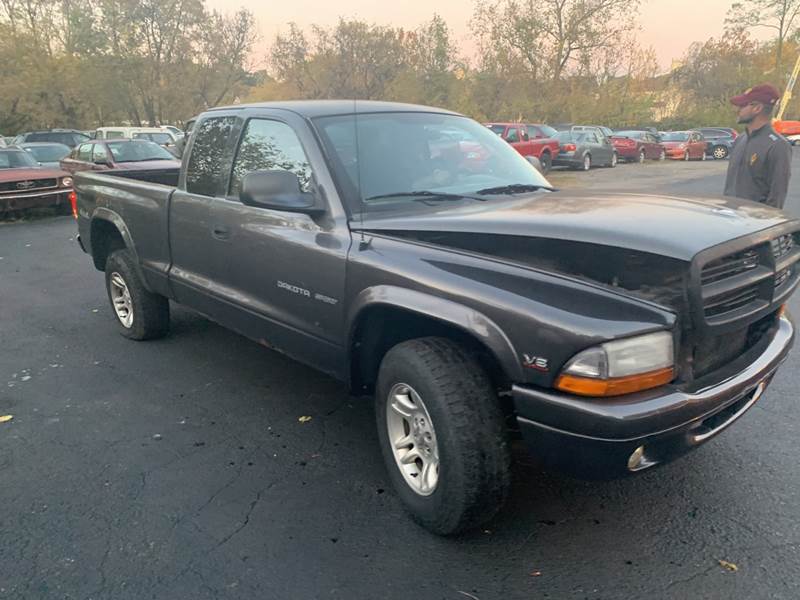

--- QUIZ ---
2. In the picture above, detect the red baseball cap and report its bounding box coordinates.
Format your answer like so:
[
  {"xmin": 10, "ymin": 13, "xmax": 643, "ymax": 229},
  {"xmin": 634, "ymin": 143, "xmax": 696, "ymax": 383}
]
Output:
[{"xmin": 730, "ymin": 84, "xmax": 781, "ymax": 107}]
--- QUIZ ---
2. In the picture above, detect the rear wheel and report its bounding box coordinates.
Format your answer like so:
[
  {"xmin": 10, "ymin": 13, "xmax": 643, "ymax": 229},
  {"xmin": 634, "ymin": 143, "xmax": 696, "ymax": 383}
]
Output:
[
  {"xmin": 581, "ymin": 153, "xmax": 592, "ymax": 171},
  {"xmin": 375, "ymin": 337, "xmax": 511, "ymax": 535},
  {"xmin": 638, "ymin": 149, "xmax": 646, "ymax": 163},
  {"xmin": 609, "ymin": 152, "xmax": 618, "ymax": 167},
  {"xmin": 684, "ymin": 151, "xmax": 690, "ymax": 161},
  {"xmin": 105, "ymin": 249, "xmax": 170, "ymax": 340},
  {"xmin": 712, "ymin": 145, "xmax": 728, "ymax": 159},
  {"xmin": 659, "ymin": 148, "xmax": 666, "ymax": 161}
]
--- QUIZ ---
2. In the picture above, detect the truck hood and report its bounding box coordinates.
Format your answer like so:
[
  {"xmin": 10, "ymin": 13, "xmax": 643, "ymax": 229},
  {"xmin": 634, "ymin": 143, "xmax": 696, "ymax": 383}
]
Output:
[
  {"xmin": 355, "ymin": 191, "xmax": 793, "ymax": 261},
  {"xmin": 115, "ymin": 159, "xmax": 181, "ymax": 170}
]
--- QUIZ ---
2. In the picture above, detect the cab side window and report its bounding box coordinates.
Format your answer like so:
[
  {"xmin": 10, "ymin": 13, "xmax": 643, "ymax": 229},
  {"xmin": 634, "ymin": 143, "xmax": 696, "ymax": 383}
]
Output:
[
  {"xmin": 506, "ymin": 128, "xmax": 519, "ymax": 143},
  {"xmin": 185, "ymin": 116, "xmax": 237, "ymax": 197},
  {"xmin": 93, "ymin": 144, "xmax": 109, "ymax": 163},
  {"xmin": 77, "ymin": 144, "xmax": 93, "ymax": 162},
  {"xmin": 229, "ymin": 119, "xmax": 312, "ymax": 197}
]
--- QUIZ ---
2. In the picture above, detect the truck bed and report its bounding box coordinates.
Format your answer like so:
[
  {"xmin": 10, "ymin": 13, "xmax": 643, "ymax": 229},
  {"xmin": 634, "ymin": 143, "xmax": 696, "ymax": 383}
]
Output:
[{"xmin": 74, "ymin": 170, "xmax": 176, "ymax": 294}]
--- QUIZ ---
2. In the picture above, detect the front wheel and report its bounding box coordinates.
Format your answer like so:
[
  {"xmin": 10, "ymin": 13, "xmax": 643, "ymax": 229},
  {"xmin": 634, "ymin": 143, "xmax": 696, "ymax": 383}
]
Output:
[
  {"xmin": 609, "ymin": 152, "xmax": 618, "ymax": 167},
  {"xmin": 375, "ymin": 337, "xmax": 511, "ymax": 535},
  {"xmin": 684, "ymin": 151, "xmax": 690, "ymax": 161},
  {"xmin": 105, "ymin": 249, "xmax": 170, "ymax": 340},
  {"xmin": 659, "ymin": 148, "xmax": 666, "ymax": 161},
  {"xmin": 638, "ymin": 149, "xmax": 646, "ymax": 163}
]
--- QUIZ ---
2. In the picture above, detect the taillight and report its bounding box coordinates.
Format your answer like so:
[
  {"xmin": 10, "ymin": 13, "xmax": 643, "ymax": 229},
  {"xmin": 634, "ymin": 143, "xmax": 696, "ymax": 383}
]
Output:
[
  {"xmin": 69, "ymin": 190, "xmax": 78, "ymax": 219},
  {"xmin": 563, "ymin": 143, "xmax": 576, "ymax": 152}
]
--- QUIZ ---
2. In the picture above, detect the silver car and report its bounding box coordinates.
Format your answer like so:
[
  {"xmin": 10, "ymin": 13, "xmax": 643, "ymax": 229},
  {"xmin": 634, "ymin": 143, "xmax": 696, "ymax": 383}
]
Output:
[{"xmin": 553, "ymin": 128, "xmax": 618, "ymax": 171}]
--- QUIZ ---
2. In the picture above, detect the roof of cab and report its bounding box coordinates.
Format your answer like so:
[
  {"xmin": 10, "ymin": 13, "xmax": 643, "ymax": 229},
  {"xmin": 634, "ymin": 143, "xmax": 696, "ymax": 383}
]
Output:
[{"xmin": 206, "ymin": 100, "xmax": 462, "ymax": 119}]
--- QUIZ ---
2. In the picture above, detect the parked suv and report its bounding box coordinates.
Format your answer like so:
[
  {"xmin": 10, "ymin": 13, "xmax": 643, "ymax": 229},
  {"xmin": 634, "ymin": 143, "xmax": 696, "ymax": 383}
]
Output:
[
  {"xmin": 13, "ymin": 129, "xmax": 91, "ymax": 149},
  {"xmin": 698, "ymin": 128, "xmax": 738, "ymax": 160}
]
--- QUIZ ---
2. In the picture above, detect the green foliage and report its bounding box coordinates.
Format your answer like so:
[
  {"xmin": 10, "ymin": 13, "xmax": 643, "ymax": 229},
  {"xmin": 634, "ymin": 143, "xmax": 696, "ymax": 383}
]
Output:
[
  {"xmin": 0, "ymin": 0, "xmax": 256, "ymax": 133},
  {"xmin": 2, "ymin": 1, "xmax": 799, "ymax": 134}
]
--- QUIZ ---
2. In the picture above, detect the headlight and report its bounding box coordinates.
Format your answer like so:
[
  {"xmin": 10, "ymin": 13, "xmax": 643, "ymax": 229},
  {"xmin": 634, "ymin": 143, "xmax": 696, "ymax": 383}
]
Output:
[
  {"xmin": 555, "ymin": 331, "xmax": 675, "ymax": 397},
  {"xmin": 61, "ymin": 176, "xmax": 73, "ymax": 188}
]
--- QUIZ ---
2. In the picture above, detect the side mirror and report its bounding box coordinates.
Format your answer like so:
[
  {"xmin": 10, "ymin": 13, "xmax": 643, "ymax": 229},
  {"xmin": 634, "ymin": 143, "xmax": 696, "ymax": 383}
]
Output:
[
  {"xmin": 240, "ymin": 170, "xmax": 323, "ymax": 214},
  {"xmin": 525, "ymin": 155, "xmax": 543, "ymax": 173}
]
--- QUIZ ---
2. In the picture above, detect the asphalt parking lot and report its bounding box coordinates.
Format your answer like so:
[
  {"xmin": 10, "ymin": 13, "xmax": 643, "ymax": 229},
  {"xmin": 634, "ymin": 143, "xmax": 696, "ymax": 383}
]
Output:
[{"xmin": 1, "ymin": 156, "xmax": 799, "ymax": 600}]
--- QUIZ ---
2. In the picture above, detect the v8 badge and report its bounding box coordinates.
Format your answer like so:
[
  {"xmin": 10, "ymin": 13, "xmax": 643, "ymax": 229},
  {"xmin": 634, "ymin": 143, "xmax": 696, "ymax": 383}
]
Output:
[{"xmin": 522, "ymin": 354, "xmax": 549, "ymax": 372}]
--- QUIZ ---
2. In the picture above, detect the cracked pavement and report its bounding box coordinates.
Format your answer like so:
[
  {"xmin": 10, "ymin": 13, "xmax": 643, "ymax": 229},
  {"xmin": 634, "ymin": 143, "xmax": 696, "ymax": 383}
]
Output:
[{"xmin": 1, "ymin": 157, "xmax": 799, "ymax": 599}]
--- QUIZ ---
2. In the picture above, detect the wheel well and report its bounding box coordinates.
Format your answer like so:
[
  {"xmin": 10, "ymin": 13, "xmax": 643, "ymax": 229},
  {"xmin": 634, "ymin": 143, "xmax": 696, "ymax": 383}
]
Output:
[
  {"xmin": 349, "ymin": 306, "xmax": 509, "ymax": 395},
  {"xmin": 90, "ymin": 219, "xmax": 126, "ymax": 271}
]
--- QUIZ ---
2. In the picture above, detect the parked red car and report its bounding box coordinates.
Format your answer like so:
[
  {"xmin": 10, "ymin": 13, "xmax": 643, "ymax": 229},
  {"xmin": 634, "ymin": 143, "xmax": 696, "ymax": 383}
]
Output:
[
  {"xmin": 485, "ymin": 122, "xmax": 559, "ymax": 173},
  {"xmin": 660, "ymin": 131, "xmax": 707, "ymax": 161},
  {"xmin": 60, "ymin": 139, "xmax": 181, "ymax": 175},
  {"xmin": 0, "ymin": 147, "xmax": 73, "ymax": 215},
  {"xmin": 610, "ymin": 130, "xmax": 666, "ymax": 162}
]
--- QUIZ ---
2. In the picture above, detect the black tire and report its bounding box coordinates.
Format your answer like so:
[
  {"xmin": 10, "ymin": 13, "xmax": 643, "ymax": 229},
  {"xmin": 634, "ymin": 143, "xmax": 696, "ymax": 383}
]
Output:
[
  {"xmin": 539, "ymin": 151, "xmax": 552, "ymax": 174},
  {"xmin": 105, "ymin": 249, "xmax": 169, "ymax": 340},
  {"xmin": 375, "ymin": 337, "xmax": 511, "ymax": 535}
]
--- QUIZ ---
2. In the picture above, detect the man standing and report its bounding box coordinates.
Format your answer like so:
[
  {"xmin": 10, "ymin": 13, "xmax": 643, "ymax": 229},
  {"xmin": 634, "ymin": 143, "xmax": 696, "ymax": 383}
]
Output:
[{"xmin": 724, "ymin": 84, "xmax": 792, "ymax": 209}]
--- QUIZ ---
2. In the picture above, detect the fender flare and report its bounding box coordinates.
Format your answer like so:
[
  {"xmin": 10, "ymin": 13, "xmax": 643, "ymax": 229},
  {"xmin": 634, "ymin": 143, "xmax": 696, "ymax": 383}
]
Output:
[
  {"xmin": 89, "ymin": 208, "xmax": 150, "ymax": 290},
  {"xmin": 347, "ymin": 285, "xmax": 524, "ymax": 382}
]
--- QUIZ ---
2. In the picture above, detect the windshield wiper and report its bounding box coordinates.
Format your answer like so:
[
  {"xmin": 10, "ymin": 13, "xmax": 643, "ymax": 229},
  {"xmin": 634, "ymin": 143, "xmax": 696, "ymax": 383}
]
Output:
[
  {"xmin": 364, "ymin": 190, "xmax": 487, "ymax": 202},
  {"xmin": 475, "ymin": 183, "xmax": 554, "ymax": 195}
]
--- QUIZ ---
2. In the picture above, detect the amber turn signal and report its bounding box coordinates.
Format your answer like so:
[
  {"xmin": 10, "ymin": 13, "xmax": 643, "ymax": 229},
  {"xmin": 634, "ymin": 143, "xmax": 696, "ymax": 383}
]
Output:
[
  {"xmin": 555, "ymin": 367, "xmax": 675, "ymax": 397},
  {"xmin": 68, "ymin": 191, "xmax": 78, "ymax": 219}
]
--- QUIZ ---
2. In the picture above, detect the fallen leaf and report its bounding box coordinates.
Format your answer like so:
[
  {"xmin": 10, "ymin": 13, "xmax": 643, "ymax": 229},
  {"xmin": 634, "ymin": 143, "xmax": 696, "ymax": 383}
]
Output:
[
  {"xmin": 718, "ymin": 559, "xmax": 738, "ymax": 572},
  {"xmin": 298, "ymin": 416, "xmax": 312, "ymax": 423},
  {"xmin": 0, "ymin": 415, "xmax": 13, "ymax": 423},
  {"xmin": 530, "ymin": 570, "xmax": 542, "ymax": 577}
]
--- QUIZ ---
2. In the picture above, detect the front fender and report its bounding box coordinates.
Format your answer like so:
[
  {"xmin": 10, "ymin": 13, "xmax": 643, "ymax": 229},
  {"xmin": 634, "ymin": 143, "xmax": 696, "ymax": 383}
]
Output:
[{"xmin": 347, "ymin": 285, "xmax": 524, "ymax": 382}]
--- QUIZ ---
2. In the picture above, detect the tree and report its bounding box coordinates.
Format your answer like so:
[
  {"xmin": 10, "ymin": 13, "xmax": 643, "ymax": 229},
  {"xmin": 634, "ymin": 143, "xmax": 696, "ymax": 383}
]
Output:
[
  {"xmin": 726, "ymin": 0, "xmax": 800, "ymax": 75},
  {"xmin": 472, "ymin": 0, "xmax": 642, "ymax": 82}
]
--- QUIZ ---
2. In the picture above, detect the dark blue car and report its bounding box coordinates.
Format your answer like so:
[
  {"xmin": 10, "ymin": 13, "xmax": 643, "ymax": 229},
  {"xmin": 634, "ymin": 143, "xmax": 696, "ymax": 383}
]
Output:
[{"xmin": 699, "ymin": 127, "xmax": 738, "ymax": 159}]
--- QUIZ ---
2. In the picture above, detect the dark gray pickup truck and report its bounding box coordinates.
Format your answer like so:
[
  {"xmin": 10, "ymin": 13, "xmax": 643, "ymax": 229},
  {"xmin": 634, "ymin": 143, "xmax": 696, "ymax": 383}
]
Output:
[{"xmin": 74, "ymin": 101, "xmax": 799, "ymax": 534}]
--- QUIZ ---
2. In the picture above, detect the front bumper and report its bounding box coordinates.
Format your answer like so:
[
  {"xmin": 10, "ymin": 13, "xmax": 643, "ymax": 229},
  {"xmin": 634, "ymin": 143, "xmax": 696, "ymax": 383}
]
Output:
[
  {"xmin": 665, "ymin": 148, "xmax": 688, "ymax": 160},
  {"xmin": 512, "ymin": 314, "xmax": 794, "ymax": 479},
  {"xmin": 0, "ymin": 189, "xmax": 71, "ymax": 212}
]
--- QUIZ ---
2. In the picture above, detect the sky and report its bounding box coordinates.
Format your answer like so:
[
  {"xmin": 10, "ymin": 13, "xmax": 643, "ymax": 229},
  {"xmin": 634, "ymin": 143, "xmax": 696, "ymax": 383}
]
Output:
[{"xmin": 205, "ymin": 0, "xmax": 737, "ymax": 72}]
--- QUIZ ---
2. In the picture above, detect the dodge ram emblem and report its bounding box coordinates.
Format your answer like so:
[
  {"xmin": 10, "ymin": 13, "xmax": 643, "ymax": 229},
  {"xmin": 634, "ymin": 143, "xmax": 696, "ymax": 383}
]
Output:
[{"xmin": 16, "ymin": 180, "xmax": 35, "ymax": 189}]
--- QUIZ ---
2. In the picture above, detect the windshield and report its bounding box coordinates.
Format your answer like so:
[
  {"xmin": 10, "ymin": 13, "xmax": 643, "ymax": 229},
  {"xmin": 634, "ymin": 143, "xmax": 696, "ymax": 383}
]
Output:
[
  {"xmin": 535, "ymin": 124, "xmax": 558, "ymax": 138},
  {"xmin": 314, "ymin": 112, "xmax": 551, "ymax": 216},
  {"xmin": 133, "ymin": 132, "xmax": 173, "ymax": 144},
  {"xmin": 23, "ymin": 144, "xmax": 70, "ymax": 162},
  {"xmin": 614, "ymin": 131, "xmax": 644, "ymax": 139},
  {"xmin": 554, "ymin": 131, "xmax": 586, "ymax": 142},
  {"xmin": 660, "ymin": 132, "xmax": 690, "ymax": 142},
  {"xmin": 106, "ymin": 140, "xmax": 176, "ymax": 162},
  {"xmin": 0, "ymin": 149, "xmax": 39, "ymax": 169}
]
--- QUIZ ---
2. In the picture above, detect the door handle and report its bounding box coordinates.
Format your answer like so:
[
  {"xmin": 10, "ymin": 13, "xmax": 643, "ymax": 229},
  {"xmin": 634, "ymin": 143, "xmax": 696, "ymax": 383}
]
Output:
[{"xmin": 211, "ymin": 225, "xmax": 230, "ymax": 240}]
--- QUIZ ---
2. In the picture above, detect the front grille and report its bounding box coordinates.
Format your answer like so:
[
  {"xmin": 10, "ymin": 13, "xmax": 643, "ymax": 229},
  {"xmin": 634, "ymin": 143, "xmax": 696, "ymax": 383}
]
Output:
[
  {"xmin": 771, "ymin": 234, "xmax": 795, "ymax": 259},
  {"xmin": 701, "ymin": 248, "xmax": 759, "ymax": 285},
  {"xmin": 704, "ymin": 283, "xmax": 760, "ymax": 318},
  {"xmin": 693, "ymin": 310, "xmax": 779, "ymax": 378},
  {"xmin": 0, "ymin": 178, "xmax": 58, "ymax": 194},
  {"xmin": 775, "ymin": 267, "xmax": 793, "ymax": 288},
  {"xmin": 693, "ymin": 329, "xmax": 748, "ymax": 377}
]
